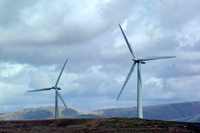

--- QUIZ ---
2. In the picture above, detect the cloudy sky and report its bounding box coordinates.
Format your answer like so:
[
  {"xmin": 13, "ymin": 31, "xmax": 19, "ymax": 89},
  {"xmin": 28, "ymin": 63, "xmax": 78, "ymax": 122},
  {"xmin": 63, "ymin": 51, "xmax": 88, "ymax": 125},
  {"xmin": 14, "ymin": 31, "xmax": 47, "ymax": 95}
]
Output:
[{"xmin": 1, "ymin": 0, "xmax": 200, "ymax": 113}]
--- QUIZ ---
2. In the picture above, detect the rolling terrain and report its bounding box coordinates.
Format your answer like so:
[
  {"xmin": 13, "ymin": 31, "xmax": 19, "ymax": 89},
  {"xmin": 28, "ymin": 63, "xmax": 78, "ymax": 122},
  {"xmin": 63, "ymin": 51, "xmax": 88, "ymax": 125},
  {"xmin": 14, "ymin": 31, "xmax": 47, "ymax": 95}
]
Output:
[
  {"xmin": 1, "ymin": 101, "xmax": 200, "ymax": 122},
  {"xmin": 1, "ymin": 118, "xmax": 200, "ymax": 132}
]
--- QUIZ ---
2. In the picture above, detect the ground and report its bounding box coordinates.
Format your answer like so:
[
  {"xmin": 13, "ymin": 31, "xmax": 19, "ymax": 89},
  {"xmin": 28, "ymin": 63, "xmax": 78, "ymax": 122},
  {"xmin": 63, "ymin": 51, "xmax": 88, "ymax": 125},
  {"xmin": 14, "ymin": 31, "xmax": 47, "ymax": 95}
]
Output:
[{"xmin": 0, "ymin": 118, "xmax": 200, "ymax": 132}]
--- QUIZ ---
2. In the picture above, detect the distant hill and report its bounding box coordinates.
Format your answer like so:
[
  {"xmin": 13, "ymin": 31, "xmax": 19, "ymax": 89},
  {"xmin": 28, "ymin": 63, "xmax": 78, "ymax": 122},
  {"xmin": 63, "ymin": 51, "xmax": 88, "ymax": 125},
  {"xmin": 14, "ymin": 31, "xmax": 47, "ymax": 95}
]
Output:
[
  {"xmin": 0, "ymin": 106, "xmax": 100, "ymax": 120},
  {"xmin": 93, "ymin": 101, "xmax": 200, "ymax": 122},
  {"xmin": 1, "ymin": 101, "xmax": 200, "ymax": 122}
]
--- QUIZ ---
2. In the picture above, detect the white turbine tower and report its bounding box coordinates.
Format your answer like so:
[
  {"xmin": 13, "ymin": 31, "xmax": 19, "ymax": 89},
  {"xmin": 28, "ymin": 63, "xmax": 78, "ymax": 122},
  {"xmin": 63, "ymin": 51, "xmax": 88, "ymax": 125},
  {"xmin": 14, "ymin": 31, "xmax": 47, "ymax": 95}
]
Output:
[
  {"xmin": 116, "ymin": 24, "xmax": 175, "ymax": 118},
  {"xmin": 29, "ymin": 59, "xmax": 68, "ymax": 119}
]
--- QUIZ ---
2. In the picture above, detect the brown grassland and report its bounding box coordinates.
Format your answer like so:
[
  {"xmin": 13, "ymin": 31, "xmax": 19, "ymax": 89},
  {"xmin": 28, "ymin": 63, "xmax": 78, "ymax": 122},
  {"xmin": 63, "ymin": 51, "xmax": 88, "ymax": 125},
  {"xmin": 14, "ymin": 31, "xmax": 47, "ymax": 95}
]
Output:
[{"xmin": 0, "ymin": 117, "xmax": 200, "ymax": 132}]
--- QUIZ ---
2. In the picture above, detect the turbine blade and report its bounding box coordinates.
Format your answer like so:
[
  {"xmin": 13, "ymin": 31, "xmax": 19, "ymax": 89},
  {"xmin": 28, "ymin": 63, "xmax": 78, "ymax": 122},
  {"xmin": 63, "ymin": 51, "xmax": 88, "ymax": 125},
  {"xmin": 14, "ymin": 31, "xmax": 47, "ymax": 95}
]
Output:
[
  {"xmin": 138, "ymin": 56, "xmax": 176, "ymax": 61},
  {"xmin": 28, "ymin": 87, "xmax": 53, "ymax": 92},
  {"xmin": 56, "ymin": 90, "xmax": 67, "ymax": 109},
  {"xmin": 117, "ymin": 62, "xmax": 136, "ymax": 101},
  {"xmin": 55, "ymin": 58, "xmax": 68, "ymax": 87},
  {"xmin": 119, "ymin": 24, "xmax": 136, "ymax": 58}
]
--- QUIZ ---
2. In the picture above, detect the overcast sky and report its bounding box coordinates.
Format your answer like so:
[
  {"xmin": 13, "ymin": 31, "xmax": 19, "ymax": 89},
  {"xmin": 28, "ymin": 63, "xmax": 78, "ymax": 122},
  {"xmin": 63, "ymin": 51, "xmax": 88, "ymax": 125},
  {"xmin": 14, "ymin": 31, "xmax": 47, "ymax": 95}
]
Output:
[{"xmin": 1, "ymin": 0, "xmax": 200, "ymax": 113}]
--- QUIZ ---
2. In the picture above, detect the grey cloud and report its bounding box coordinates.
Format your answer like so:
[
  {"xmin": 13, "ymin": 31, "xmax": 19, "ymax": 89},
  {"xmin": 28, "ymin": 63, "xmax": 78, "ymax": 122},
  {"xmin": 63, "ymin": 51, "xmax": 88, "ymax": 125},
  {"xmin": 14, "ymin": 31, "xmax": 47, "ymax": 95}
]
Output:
[
  {"xmin": 153, "ymin": 0, "xmax": 200, "ymax": 30},
  {"xmin": 1, "ymin": 0, "xmax": 200, "ymax": 113},
  {"xmin": 0, "ymin": 0, "xmax": 135, "ymax": 69},
  {"xmin": 0, "ymin": 0, "xmax": 134, "ymax": 46},
  {"xmin": 178, "ymin": 41, "xmax": 200, "ymax": 52},
  {"xmin": 0, "ymin": 0, "xmax": 37, "ymax": 28}
]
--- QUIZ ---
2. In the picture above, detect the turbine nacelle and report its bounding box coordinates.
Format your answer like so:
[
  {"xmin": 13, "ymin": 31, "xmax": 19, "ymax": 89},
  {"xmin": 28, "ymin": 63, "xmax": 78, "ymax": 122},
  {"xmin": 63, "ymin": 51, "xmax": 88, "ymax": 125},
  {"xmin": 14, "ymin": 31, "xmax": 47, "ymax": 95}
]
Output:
[
  {"xmin": 132, "ymin": 59, "xmax": 146, "ymax": 64},
  {"xmin": 53, "ymin": 86, "xmax": 61, "ymax": 90}
]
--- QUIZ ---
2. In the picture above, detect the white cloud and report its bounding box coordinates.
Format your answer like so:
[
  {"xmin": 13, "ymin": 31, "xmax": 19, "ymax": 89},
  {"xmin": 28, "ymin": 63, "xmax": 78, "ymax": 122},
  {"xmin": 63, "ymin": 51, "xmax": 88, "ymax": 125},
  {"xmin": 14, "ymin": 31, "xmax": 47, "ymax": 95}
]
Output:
[
  {"xmin": 0, "ymin": 63, "xmax": 25, "ymax": 77},
  {"xmin": 114, "ymin": 75, "xmax": 126, "ymax": 85},
  {"xmin": 176, "ymin": 19, "xmax": 200, "ymax": 47}
]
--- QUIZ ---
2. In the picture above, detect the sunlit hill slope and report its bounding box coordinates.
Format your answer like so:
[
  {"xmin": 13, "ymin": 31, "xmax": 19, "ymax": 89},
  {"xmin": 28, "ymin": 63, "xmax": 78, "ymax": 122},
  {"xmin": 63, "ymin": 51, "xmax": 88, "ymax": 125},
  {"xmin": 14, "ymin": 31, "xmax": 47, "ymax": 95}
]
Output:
[{"xmin": 1, "ymin": 101, "xmax": 200, "ymax": 122}]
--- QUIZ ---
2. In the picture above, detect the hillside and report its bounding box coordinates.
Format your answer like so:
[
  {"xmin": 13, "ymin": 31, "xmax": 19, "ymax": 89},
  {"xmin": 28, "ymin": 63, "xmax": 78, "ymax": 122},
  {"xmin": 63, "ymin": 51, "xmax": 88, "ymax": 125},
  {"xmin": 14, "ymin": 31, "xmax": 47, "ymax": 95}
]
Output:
[
  {"xmin": 93, "ymin": 101, "xmax": 200, "ymax": 122},
  {"xmin": 1, "ymin": 101, "xmax": 200, "ymax": 122},
  {"xmin": 1, "ymin": 118, "xmax": 200, "ymax": 132},
  {"xmin": 0, "ymin": 106, "xmax": 99, "ymax": 120}
]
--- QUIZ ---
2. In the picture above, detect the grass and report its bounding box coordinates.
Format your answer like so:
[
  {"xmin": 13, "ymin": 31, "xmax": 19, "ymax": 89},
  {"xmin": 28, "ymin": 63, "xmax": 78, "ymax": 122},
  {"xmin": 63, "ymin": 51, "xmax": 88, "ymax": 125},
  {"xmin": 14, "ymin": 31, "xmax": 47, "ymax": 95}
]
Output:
[{"xmin": 0, "ymin": 118, "xmax": 200, "ymax": 132}]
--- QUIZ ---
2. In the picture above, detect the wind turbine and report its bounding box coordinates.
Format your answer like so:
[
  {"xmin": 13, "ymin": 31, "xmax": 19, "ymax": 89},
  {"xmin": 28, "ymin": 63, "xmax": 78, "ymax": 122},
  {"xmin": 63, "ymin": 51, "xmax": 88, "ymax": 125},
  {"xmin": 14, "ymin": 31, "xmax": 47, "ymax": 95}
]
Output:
[
  {"xmin": 116, "ymin": 24, "xmax": 175, "ymax": 118},
  {"xmin": 29, "ymin": 59, "xmax": 68, "ymax": 119}
]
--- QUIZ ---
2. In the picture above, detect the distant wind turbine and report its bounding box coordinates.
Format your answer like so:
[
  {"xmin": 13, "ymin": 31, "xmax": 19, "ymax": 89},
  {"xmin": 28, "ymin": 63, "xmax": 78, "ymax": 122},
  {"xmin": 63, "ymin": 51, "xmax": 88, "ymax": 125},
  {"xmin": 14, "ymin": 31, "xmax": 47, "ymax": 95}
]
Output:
[
  {"xmin": 116, "ymin": 24, "xmax": 175, "ymax": 118},
  {"xmin": 29, "ymin": 59, "xmax": 68, "ymax": 119}
]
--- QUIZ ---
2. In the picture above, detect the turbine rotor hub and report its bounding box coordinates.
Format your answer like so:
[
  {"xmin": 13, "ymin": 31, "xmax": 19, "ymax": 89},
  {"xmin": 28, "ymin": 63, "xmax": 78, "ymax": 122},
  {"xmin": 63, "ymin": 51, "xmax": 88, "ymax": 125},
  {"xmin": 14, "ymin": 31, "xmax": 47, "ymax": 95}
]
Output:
[
  {"xmin": 132, "ymin": 58, "xmax": 137, "ymax": 62},
  {"xmin": 132, "ymin": 59, "xmax": 145, "ymax": 64}
]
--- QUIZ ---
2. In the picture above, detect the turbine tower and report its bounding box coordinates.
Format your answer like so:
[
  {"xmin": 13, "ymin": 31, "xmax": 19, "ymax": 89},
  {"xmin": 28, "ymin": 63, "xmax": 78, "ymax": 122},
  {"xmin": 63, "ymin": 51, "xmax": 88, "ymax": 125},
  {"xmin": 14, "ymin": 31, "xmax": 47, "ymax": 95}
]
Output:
[
  {"xmin": 29, "ymin": 59, "xmax": 68, "ymax": 119},
  {"xmin": 116, "ymin": 24, "xmax": 175, "ymax": 118}
]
